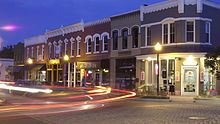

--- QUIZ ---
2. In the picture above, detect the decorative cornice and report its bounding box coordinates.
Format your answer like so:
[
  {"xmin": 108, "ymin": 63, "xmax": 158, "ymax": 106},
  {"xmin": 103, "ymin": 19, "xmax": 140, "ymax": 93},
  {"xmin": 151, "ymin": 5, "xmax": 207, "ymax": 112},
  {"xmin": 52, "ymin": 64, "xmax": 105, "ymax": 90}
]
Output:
[
  {"xmin": 141, "ymin": 0, "xmax": 220, "ymax": 21},
  {"xmin": 24, "ymin": 35, "xmax": 46, "ymax": 47},
  {"xmin": 84, "ymin": 18, "xmax": 110, "ymax": 27},
  {"xmin": 45, "ymin": 22, "xmax": 84, "ymax": 39}
]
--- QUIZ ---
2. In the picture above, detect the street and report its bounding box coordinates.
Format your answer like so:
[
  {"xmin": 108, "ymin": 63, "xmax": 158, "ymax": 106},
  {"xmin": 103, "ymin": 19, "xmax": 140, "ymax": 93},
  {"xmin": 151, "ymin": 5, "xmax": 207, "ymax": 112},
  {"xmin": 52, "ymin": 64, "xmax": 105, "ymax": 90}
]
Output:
[{"xmin": 1, "ymin": 86, "xmax": 220, "ymax": 124}]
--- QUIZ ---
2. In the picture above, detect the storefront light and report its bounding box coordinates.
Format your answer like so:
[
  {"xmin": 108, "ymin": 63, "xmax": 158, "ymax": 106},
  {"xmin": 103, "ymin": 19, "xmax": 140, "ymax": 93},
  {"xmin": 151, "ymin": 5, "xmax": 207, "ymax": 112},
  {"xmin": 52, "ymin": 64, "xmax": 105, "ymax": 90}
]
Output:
[
  {"xmin": 27, "ymin": 58, "xmax": 33, "ymax": 65},
  {"xmin": 103, "ymin": 69, "xmax": 109, "ymax": 73},
  {"xmin": 88, "ymin": 70, "xmax": 92, "ymax": 74},
  {"xmin": 42, "ymin": 71, "xmax": 46, "ymax": 74},
  {"xmin": 147, "ymin": 57, "xmax": 152, "ymax": 61},
  {"xmin": 183, "ymin": 55, "xmax": 197, "ymax": 66}
]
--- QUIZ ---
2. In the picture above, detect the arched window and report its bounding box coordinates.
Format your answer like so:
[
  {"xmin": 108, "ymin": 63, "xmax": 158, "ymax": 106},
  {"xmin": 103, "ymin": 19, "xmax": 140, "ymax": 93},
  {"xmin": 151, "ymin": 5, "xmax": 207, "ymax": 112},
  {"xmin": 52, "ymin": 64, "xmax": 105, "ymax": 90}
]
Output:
[
  {"xmin": 103, "ymin": 35, "xmax": 108, "ymax": 52},
  {"xmin": 131, "ymin": 26, "xmax": 139, "ymax": 48},
  {"xmin": 94, "ymin": 37, "xmax": 100, "ymax": 53},
  {"xmin": 112, "ymin": 30, "xmax": 118, "ymax": 50},
  {"xmin": 86, "ymin": 38, "xmax": 92, "ymax": 53},
  {"xmin": 122, "ymin": 28, "xmax": 128, "ymax": 49}
]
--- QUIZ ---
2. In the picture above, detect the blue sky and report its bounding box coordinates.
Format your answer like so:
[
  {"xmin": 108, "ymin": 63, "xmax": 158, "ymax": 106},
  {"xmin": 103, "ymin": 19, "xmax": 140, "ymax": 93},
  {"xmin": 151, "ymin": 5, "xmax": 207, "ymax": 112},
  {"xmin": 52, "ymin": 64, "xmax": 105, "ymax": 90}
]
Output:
[{"xmin": 0, "ymin": 0, "xmax": 219, "ymax": 46}]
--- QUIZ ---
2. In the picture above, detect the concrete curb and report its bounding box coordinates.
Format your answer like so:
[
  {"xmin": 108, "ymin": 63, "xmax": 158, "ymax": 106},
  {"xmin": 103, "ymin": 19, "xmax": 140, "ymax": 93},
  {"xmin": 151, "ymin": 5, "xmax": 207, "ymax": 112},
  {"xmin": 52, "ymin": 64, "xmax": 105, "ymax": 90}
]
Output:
[{"xmin": 134, "ymin": 98, "xmax": 170, "ymax": 102}]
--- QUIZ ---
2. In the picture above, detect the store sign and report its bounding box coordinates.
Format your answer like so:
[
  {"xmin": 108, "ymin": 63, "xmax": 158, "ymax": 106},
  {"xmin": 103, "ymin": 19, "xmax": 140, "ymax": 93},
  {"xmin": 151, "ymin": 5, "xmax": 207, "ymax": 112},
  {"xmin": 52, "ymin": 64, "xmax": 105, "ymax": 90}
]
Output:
[
  {"xmin": 77, "ymin": 62, "xmax": 100, "ymax": 69},
  {"xmin": 141, "ymin": 71, "xmax": 145, "ymax": 81},
  {"xmin": 49, "ymin": 59, "xmax": 60, "ymax": 65}
]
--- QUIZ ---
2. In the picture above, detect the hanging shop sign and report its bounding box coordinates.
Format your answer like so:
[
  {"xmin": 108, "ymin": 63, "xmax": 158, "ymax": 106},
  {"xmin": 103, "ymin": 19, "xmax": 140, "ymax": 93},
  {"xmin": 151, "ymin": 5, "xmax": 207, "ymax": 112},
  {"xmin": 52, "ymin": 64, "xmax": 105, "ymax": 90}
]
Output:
[
  {"xmin": 77, "ymin": 62, "xmax": 100, "ymax": 69},
  {"xmin": 141, "ymin": 71, "xmax": 145, "ymax": 81}
]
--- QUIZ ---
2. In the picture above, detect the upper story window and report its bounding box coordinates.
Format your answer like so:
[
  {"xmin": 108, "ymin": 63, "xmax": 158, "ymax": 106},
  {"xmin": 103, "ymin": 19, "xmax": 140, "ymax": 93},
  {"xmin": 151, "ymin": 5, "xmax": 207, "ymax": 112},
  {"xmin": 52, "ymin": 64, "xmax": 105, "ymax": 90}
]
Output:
[
  {"xmin": 26, "ymin": 48, "xmax": 29, "ymax": 59},
  {"xmin": 48, "ymin": 43, "xmax": 52, "ymax": 59},
  {"xmin": 163, "ymin": 24, "xmax": 169, "ymax": 44},
  {"xmin": 112, "ymin": 30, "xmax": 118, "ymax": 50},
  {"xmin": 36, "ymin": 46, "xmax": 39, "ymax": 61},
  {"xmin": 86, "ymin": 38, "xmax": 92, "ymax": 54},
  {"xmin": 42, "ymin": 45, "xmax": 44, "ymax": 60},
  {"xmin": 94, "ymin": 36, "xmax": 100, "ymax": 53},
  {"xmin": 170, "ymin": 23, "xmax": 175, "ymax": 43},
  {"xmin": 132, "ymin": 26, "xmax": 139, "ymax": 48},
  {"xmin": 103, "ymin": 35, "xmax": 108, "ymax": 52},
  {"xmin": 186, "ymin": 21, "xmax": 195, "ymax": 42},
  {"xmin": 146, "ymin": 27, "xmax": 151, "ymax": 46},
  {"xmin": 64, "ymin": 39, "xmax": 68, "ymax": 55},
  {"xmin": 205, "ymin": 21, "xmax": 211, "ymax": 43},
  {"xmin": 31, "ymin": 47, "xmax": 34, "ymax": 58},
  {"xmin": 122, "ymin": 28, "xmax": 128, "ymax": 49},
  {"xmin": 76, "ymin": 36, "xmax": 81, "ymax": 57},
  {"xmin": 162, "ymin": 23, "xmax": 175, "ymax": 44},
  {"xmin": 70, "ymin": 37, "xmax": 75, "ymax": 57}
]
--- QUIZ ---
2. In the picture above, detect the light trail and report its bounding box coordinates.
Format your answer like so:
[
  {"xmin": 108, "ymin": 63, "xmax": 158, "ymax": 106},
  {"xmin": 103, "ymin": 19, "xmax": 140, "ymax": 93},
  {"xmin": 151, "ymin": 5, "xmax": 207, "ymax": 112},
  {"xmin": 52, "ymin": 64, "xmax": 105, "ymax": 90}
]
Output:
[
  {"xmin": 0, "ymin": 84, "xmax": 53, "ymax": 94},
  {"xmin": 0, "ymin": 86, "xmax": 136, "ymax": 116}
]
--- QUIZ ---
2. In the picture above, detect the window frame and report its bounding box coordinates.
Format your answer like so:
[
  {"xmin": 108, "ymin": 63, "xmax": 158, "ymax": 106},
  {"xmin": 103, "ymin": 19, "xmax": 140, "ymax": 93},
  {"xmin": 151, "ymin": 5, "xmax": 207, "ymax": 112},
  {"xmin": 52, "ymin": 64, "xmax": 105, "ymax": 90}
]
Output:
[
  {"xmin": 186, "ymin": 20, "xmax": 196, "ymax": 42},
  {"xmin": 122, "ymin": 28, "xmax": 128, "ymax": 50},
  {"xmin": 112, "ymin": 30, "xmax": 119, "ymax": 50},
  {"xmin": 131, "ymin": 26, "xmax": 139, "ymax": 48}
]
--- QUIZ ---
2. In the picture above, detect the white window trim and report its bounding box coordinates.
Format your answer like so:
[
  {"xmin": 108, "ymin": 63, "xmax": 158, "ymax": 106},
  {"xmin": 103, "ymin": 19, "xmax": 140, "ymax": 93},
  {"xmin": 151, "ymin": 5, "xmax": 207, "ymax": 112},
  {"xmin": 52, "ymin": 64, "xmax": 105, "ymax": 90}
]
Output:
[
  {"xmin": 70, "ymin": 37, "xmax": 75, "ymax": 57},
  {"xmin": 205, "ymin": 21, "xmax": 211, "ymax": 44},
  {"xmin": 121, "ymin": 28, "xmax": 129, "ymax": 50},
  {"xmin": 162, "ymin": 22, "xmax": 175, "ymax": 44},
  {"xmin": 42, "ymin": 45, "xmax": 44, "ymax": 60},
  {"xmin": 102, "ymin": 35, "xmax": 109, "ymax": 52},
  {"xmin": 185, "ymin": 20, "xmax": 196, "ymax": 43},
  {"xmin": 112, "ymin": 30, "xmax": 119, "ymax": 51},
  {"xmin": 76, "ymin": 36, "xmax": 81, "ymax": 57},
  {"xmin": 27, "ymin": 48, "xmax": 29, "ymax": 59},
  {"xmin": 31, "ymin": 47, "xmax": 34, "ymax": 58},
  {"xmin": 37, "ymin": 46, "xmax": 39, "ymax": 61},
  {"xmin": 64, "ymin": 39, "xmax": 68, "ymax": 55},
  {"xmin": 86, "ymin": 38, "xmax": 92, "ymax": 54},
  {"xmin": 145, "ymin": 26, "xmax": 150, "ymax": 46},
  {"xmin": 94, "ymin": 36, "xmax": 100, "ymax": 53}
]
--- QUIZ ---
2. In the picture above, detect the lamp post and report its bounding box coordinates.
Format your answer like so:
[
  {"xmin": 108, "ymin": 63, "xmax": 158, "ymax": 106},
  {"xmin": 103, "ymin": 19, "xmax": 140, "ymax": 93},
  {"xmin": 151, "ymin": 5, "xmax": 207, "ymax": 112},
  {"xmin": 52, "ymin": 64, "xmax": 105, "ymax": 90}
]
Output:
[
  {"xmin": 154, "ymin": 42, "xmax": 162, "ymax": 96},
  {"xmin": 27, "ymin": 58, "xmax": 33, "ymax": 80},
  {"xmin": 63, "ymin": 55, "xmax": 70, "ymax": 87}
]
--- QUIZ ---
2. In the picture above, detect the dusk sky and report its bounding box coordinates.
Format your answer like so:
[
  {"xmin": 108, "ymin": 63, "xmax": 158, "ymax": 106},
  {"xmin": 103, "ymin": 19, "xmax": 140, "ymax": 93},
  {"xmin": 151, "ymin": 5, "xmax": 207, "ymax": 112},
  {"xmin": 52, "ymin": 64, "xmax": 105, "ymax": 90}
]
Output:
[{"xmin": 0, "ymin": 0, "xmax": 219, "ymax": 46}]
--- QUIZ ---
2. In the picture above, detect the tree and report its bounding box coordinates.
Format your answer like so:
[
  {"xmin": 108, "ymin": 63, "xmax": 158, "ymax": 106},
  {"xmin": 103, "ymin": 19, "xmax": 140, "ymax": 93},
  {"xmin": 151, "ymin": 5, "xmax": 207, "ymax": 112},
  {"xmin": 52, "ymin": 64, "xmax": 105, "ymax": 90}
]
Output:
[
  {"xmin": 205, "ymin": 47, "xmax": 220, "ymax": 74},
  {"xmin": 0, "ymin": 45, "xmax": 14, "ymax": 59}
]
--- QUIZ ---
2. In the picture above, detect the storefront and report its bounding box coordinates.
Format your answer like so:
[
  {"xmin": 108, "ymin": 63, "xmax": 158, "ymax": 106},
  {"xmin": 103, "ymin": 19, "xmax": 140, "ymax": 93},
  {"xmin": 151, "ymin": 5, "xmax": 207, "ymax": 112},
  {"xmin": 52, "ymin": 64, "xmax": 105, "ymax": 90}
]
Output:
[
  {"xmin": 115, "ymin": 58, "xmax": 136, "ymax": 90},
  {"xmin": 136, "ymin": 53, "xmax": 214, "ymax": 96},
  {"xmin": 76, "ymin": 60, "xmax": 110, "ymax": 87},
  {"xmin": 46, "ymin": 59, "xmax": 62, "ymax": 84}
]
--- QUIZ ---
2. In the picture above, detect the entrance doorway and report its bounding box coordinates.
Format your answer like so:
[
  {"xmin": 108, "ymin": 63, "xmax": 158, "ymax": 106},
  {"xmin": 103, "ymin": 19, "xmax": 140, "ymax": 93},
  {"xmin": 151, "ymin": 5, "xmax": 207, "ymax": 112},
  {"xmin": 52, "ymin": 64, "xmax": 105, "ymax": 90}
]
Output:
[{"xmin": 181, "ymin": 66, "xmax": 199, "ymax": 96}]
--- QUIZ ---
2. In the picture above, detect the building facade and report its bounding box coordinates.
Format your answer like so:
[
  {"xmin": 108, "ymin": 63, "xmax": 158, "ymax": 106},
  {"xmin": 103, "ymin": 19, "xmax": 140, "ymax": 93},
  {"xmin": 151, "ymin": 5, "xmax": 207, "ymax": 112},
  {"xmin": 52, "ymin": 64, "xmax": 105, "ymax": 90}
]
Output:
[
  {"xmin": 21, "ymin": 0, "xmax": 220, "ymax": 96},
  {"xmin": 24, "ymin": 35, "xmax": 47, "ymax": 82},
  {"xmin": 136, "ymin": 0, "xmax": 220, "ymax": 96},
  {"xmin": 13, "ymin": 42, "xmax": 25, "ymax": 80},
  {"xmin": 45, "ymin": 19, "xmax": 111, "ymax": 87},
  {"xmin": 110, "ymin": 10, "xmax": 141, "ymax": 89}
]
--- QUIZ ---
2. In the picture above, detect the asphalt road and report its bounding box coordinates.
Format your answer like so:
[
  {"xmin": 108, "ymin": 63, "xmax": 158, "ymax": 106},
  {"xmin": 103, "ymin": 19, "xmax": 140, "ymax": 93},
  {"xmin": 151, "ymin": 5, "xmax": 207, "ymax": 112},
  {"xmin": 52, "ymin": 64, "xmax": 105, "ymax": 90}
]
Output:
[
  {"xmin": 1, "ymin": 86, "xmax": 220, "ymax": 124},
  {"xmin": 1, "ymin": 98, "xmax": 220, "ymax": 124}
]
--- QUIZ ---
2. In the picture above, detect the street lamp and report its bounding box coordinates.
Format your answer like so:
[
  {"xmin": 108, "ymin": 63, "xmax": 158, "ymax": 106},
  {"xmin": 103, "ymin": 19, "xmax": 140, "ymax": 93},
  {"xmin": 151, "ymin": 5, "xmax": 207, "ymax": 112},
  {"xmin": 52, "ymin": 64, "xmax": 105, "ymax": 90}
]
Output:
[
  {"xmin": 63, "ymin": 55, "xmax": 71, "ymax": 87},
  {"xmin": 27, "ymin": 58, "xmax": 33, "ymax": 80},
  {"xmin": 27, "ymin": 58, "xmax": 33, "ymax": 65},
  {"xmin": 154, "ymin": 42, "xmax": 162, "ymax": 96}
]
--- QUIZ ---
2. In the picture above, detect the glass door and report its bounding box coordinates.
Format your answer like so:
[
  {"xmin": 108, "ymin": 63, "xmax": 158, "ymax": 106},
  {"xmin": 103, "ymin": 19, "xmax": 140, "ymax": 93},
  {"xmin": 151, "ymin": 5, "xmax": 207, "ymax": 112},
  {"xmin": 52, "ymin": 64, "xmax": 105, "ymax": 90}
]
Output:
[{"xmin": 181, "ymin": 66, "xmax": 199, "ymax": 96}]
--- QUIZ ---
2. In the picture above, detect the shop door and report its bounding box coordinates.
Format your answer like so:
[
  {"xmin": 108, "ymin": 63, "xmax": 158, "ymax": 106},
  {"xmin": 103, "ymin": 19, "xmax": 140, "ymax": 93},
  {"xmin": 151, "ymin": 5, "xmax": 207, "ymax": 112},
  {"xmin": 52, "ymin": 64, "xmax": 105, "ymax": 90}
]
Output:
[{"xmin": 181, "ymin": 66, "xmax": 199, "ymax": 96}]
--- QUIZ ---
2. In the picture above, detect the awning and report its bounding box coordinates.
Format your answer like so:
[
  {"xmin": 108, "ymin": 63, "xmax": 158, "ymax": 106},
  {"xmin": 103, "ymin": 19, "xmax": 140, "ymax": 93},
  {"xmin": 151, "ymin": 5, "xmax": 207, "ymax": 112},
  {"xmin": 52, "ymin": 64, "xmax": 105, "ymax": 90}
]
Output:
[
  {"xmin": 120, "ymin": 65, "xmax": 135, "ymax": 69},
  {"xmin": 23, "ymin": 64, "xmax": 46, "ymax": 71},
  {"xmin": 13, "ymin": 66, "xmax": 25, "ymax": 72}
]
